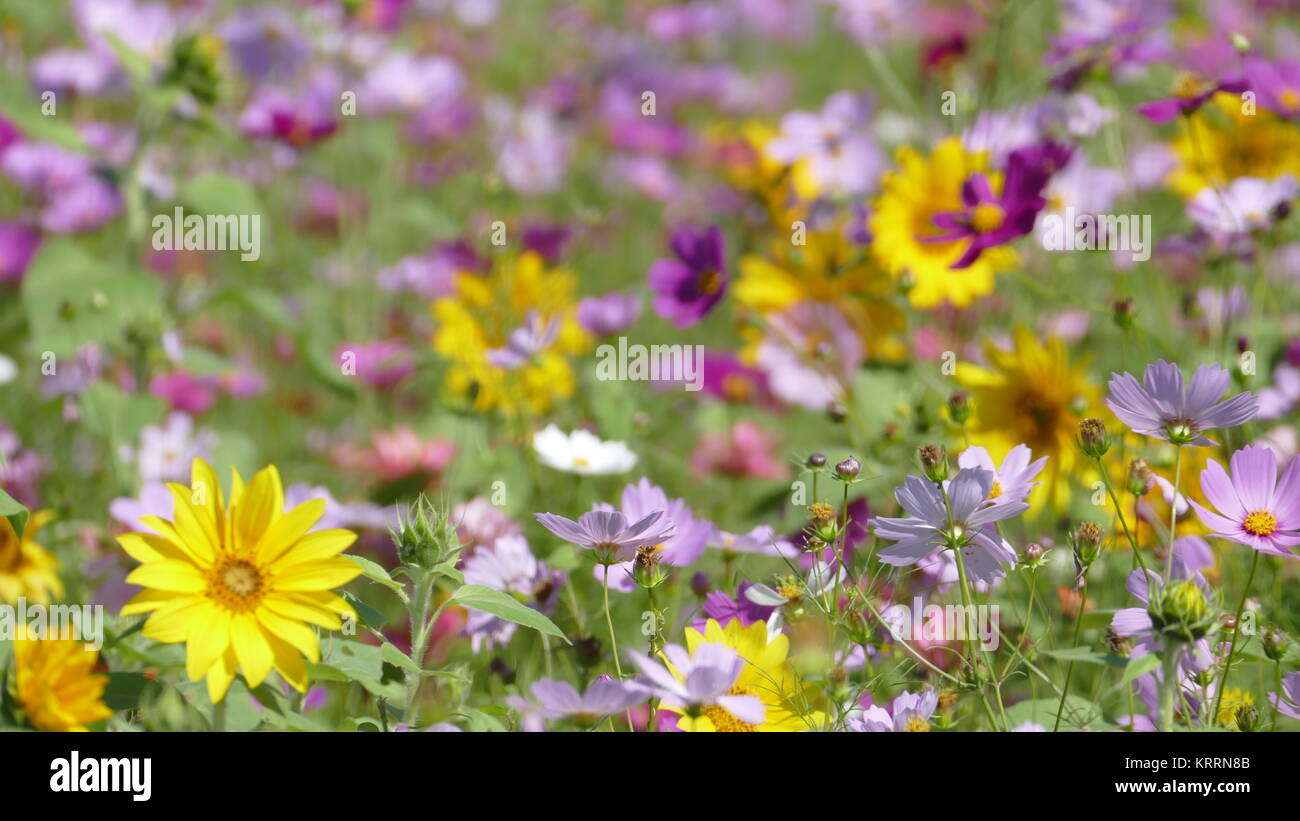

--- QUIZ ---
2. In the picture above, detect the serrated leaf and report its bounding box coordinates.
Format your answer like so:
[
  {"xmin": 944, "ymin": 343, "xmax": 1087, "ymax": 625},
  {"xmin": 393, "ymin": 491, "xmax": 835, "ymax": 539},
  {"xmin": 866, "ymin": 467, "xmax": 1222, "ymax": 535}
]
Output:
[
  {"xmin": 451, "ymin": 584, "xmax": 569, "ymax": 644},
  {"xmin": 380, "ymin": 642, "xmax": 421, "ymax": 674}
]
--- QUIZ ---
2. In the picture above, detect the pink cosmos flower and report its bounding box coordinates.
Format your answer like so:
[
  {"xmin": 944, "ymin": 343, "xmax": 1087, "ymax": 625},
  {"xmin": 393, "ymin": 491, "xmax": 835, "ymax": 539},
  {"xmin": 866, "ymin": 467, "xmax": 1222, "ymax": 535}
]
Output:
[
  {"xmin": 1190, "ymin": 445, "xmax": 1300, "ymax": 558},
  {"xmin": 689, "ymin": 421, "xmax": 788, "ymax": 480}
]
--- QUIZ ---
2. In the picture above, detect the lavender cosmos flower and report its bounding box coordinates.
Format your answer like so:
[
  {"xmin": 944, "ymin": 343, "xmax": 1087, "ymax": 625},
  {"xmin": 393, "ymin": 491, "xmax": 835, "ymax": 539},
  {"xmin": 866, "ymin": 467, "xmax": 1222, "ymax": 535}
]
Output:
[
  {"xmin": 534, "ymin": 508, "xmax": 675, "ymax": 564},
  {"xmin": 870, "ymin": 467, "xmax": 1028, "ymax": 584},
  {"xmin": 1245, "ymin": 56, "xmax": 1300, "ymax": 120},
  {"xmin": 1187, "ymin": 176, "xmax": 1297, "ymax": 237},
  {"xmin": 521, "ymin": 676, "xmax": 644, "ymax": 725},
  {"xmin": 625, "ymin": 641, "xmax": 765, "ymax": 728},
  {"xmin": 647, "ymin": 224, "xmax": 727, "ymax": 328},
  {"xmin": 848, "ymin": 688, "xmax": 938, "ymax": 732},
  {"xmin": 576, "ymin": 292, "xmax": 641, "ymax": 336},
  {"xmin": 926, "ymin": 141, "xmax": 1071, "ymax": 269},
  {"xmin": 765, "ymin": 90, "xmax": 883, "ymax": 196},
  {"xmin": 956, "ymin": 444, "xmax": 1047, "ymax": 506},
  {"xmin": 1190, "ymin": 445, "xmax": 1300, "ymax": 559},
  {"xmin": 486, "ymin": 311, "xmax": 558, "ymax": 369},
  {"xmin": 1270, "ymin": 672, "xmax": 1300, "ymax": 721},
  {"xmin": 462, "ymin": 534, "xmax": 564, "ymax": 651},
  {"xmin": 0, "ymin": 222, "xmax": 41, "ymax": 283},
  {"xmin": 1106, "ymin": 360, "xmax": 1258, "ymax": 446}
]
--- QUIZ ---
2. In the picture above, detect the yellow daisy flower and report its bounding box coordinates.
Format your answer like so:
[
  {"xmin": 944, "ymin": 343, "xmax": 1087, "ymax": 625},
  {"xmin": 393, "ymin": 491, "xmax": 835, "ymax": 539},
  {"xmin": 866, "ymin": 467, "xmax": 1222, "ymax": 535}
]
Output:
[
  {"xmin": 431, "ymin": 251, "xmax": 591, "ymax": 416},
  {"xmin": 662, "ymin": 618, "xmax": 827, "ymax": 732},
  {"xmin": 0, "ymin": 510, "xmax": 62, "ymax": 605},
  {"xmin": 734, "ymin": 229, "xmax": 908, "ymax": 364},
  {"xmin": 870, "ymin": 137, "xmax": 1017, "ymax": 309},
  {"xmin": 118, "ymin": 458, "xmax": 361, "ymax": 703},
  {"xmin": 10, "ymin": 624, "xmax": 113, "ymax": 732},
  {"xmin": 1165, "ymin": 93, "xmax": 1300, "ymax": 199},
  {"xmin": 955, "ymin": 328, "xmax": 1101, "ymax": 512}
]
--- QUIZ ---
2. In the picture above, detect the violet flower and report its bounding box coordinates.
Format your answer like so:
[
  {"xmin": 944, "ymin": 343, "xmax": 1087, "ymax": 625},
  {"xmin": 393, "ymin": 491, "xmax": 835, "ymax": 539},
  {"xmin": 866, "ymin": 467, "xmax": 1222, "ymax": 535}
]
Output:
[
  {"xmin": 647, "ymin": 224, "xmax": 727, "ymax": 328},
  {"xmin": 1190, "ymin": 445, "xmax": 1300, "ymax": 558},
  {"xmin": 1106, "ymin": 360, "xmax": 1258, "ymax": 446}
]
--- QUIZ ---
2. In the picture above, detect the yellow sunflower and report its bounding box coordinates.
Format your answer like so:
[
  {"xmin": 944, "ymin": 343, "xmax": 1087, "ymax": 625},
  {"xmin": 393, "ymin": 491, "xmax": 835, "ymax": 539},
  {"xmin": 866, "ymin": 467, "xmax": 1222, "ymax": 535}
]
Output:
[
  {"xmin": 955, "ymin": 327, "xmax": 1102, "ymax": 512},
  {"xmin": 0, "ymin": 510, "xmax": 62, "ymax": 605},
  {"xmin": 661, "ymin": 618, "xmax": 827, "ymax": 732},
  {"xmin": 870, "ymin": 137, "xmax": 1017, "ymax": 309},
  {"xmin": 118, "ymin": 458, "xmax": 361, "ymax": 702},
  {"xmin": 734, "ymin": 228, "xmax": 909, "ymax": 364},
  {"xmin": 1165, "ymin": 93, "xmax": 1300, "ymax": 199},
  {"xmin": 431, "ymin": 251, "xmax": 591, "ymax": 416},
  {"xmin": 10, "ymin": 624, "xmax": 112, "ymax": 731}
]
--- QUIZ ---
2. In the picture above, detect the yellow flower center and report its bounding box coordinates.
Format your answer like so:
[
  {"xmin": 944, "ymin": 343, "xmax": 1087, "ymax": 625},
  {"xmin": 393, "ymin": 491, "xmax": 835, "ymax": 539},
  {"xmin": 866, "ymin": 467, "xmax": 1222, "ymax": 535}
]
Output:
[
  {"xmin": 1173, "ymin": 72, "xmax": 1207, "ymax": 99},
  {"xmin": 573, "ymin": 457, "xmax": 590, "ymax": 468},
  {"xmin": 701, "ymin": 686, "xmax": 759, "ymax": 732},
  {"xmin": 777, "ymin": 584, "xmax": 803, "ymax": 602},
  {"xmin": 903, "ymin": 715, "xmax": 931, "ymax": 732},
  {"xmin": 210, "ymin": 558, "xmax": 265, "ymax": 612},
  {"xmin": 698, "ymin": 270, "xmax": 722, "ymax": 295},
  {"xmin": 721, "ymin": 372, "xmax": 755, "ymax": 402},
  {"xmin": 971, "ymin": 203, "xmax": 1004, "ymax": 233},
  {"xmin": 1243, "ymin": 510, "xmax": 1277, "ymax": 536},
  {"xmin": 988, "ymin": 481, "xmax": 1003, "ymax": 500},
  {"xmin": 1280, "ymin": 88, "xmax": 1300, "ymax": 111}
]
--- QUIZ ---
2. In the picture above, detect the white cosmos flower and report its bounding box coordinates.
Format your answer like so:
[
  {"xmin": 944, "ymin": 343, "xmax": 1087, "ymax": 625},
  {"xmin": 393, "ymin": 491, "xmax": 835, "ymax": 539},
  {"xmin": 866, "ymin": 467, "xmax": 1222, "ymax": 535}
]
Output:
[
  {"xmin": 0, "ymin": 354, "xmax": 16, "ymax": 385},
  {"xmin": 532, "ymin": 424, "xmax": 637, "ymax": 475}
]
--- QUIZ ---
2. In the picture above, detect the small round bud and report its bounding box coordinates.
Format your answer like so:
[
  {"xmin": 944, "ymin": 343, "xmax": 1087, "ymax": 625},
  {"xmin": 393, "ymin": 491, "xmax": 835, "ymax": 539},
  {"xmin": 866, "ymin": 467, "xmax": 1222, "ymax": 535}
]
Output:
[
  {"xmin": 806, "ymin": 452, "xmax": 827, "ymax": 469},
  {"xmin": 917, "ymin": 444, "xmax": 949, "ymax": 483},
  {"xmin": 947, "ymin": 390, "xmax": 971, "ymax": 424},
  {"xmin": 1072, "ymin": 521, "xmax": 1106, "ymax": 569},
  {"xmin": 1263, "ymin": 626, "xmax": 1289, "ymax": 661},
  {"xmin": 827, "ymin": 402, "xmax": 847, "ymax": 423},
  {"xmin": 1112, "ymin": 297, "xmax": 1135, "ymax": 330},
  {"xmin": 1127, "ymin": 458, "xmax": 1155, "ymax": 496},
  {"xmin": 1077, "ymin": 417, "xmax": 1110, "ymax": 458},
  {"xmin": 808, "ymin": 502, "xmax": 836, "ymax": 523},
  {"xmin": 1235, "ymin": 703, "xmax": 1260, "ymax": 732},
  {"xmin": 690, "ymin": 571, "xmax": 710, "ymax": 597},
  {"xmin": 833, "ymin": 456, "xmax": 861, "ymax": 482}
]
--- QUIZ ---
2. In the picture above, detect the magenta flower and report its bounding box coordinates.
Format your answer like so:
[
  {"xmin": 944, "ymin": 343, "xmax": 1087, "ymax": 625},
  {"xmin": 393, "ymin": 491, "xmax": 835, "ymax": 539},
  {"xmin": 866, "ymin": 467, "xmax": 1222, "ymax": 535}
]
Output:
[
  {"xmin": 0, "ymin": 222, "xmax": 41, "ymax": 283},
  {"xmin": 534, "ymin": 509, "xmax": 675, "ymax": 564},
  {"xmin": 926, "ymin": 141, "xmax": 1070, "ymax": 269},
  {"xmin": 647, "ymin": 224, "xmax": 727, "ymax": 328},
  {"xmin": 1106, "ymin": 360, "xmax": 1258, "ymax": 446},
  {"xmin": 1190, "ymin": 445, "xmax": 1300, "ymax": 559},
  {"xmin": 1244, "ymin": 56, "xmax": 1300, "ymax": 120},
  {"xmin": 1136, "ymin": 77, "xmax": 1247, "ymax": 124},
  {"xmin": 870, "ymin": 467, "xmax": 1028, "ymax": 584}
]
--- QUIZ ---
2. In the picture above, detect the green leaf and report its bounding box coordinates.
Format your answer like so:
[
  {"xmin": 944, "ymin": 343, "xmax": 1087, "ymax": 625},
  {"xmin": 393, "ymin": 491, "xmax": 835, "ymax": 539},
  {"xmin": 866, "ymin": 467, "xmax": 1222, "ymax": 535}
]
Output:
[
  {"xmin": 342, "ymin": 591, "xmax": 386, "ymax": 630},
  {"xmin": 1005, "ymin": 695, "xmax": 1103, "ymax": 730},
  {"xmin": 451, "ymin": 584, "xmax": 570, "ymax": 644},
  {"xmin": 79, "ymin": 383, "xmax": 166, "ymax": 449},
  {"xmin": 21, "ymin": 239, "xmax": 163, "ymax": 357},
  {"xmin": 102, "ymin": 672, "xmax": 150, "ymax": 711},
  {"xmin": 179, "ymin": 173, "xmax": 264, "ymax": 217},
  {"xmin": 320, "ymin": 638, "xmax": 383, "ymax": 681},
  {"xmin": 0, "ymin": 90, "xmax": 88, "ymax": 152},
  {"xmin": 346, "ymin": 555, "xmax": 404, "ymax": 592},
  {"xmin": 0, "ymin": 488, "xmax": 30, "ymax": 541},
  {"xmin": 1122, "ymin": 654, "xmax": 1162, "ymax": 684},
  {"xmin": 380, "ymin": 642, "xmax": 422, "ymax": 674},
  {"xmin": 1043, "ymin": 646, "xmax": 1126, "ymax": 666}
]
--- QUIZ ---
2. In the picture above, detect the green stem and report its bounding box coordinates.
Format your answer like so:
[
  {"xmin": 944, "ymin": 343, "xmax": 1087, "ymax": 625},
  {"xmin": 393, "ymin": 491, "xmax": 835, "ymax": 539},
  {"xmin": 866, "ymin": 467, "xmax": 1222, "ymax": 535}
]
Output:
[
  {"xmin": 602, "ymin": 564, "xmax": 623, "ymax": 678},
  {"xmin": 1212, "ymin": 549, "xmax": 1260, "ymax": 724},
  {"xmin": 1165, "ymin": 447, "xmax": 1183, "ymax": 578},
  {"xmin": 1053, "ymin": 579, "xmax": 1088, "ymax": 732},
  {"xmin": 211, "ymin": 699, "xmax": 227, "ymax": 733},
  {"xmin": 1158, "ymin": 645, "xmax": 1180, "ymax": 732}
]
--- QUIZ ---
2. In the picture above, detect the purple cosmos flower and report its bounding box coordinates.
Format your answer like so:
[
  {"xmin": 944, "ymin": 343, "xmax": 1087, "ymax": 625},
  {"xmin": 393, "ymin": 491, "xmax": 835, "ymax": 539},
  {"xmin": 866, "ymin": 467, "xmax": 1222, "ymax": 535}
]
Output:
[
  {"xmin": 576, "ymin": 292, "xmax": 641, "ymax": 336},
  {"xmin": 1136, "ymin": 76, "xmax": 1248, "ymax": 124},
  {"xmin": 376, "ymin": 240, "xmax": 487, "ymax": 298},
  {"xmin": 462, "ymin": 534, "xmax": 564, "ymax": 650},
  {"xmin": 520, "ymin": 676, "xmax": 644, "ymax": 725},
  {"xmin": 625, "ymin": 641, "xmax": 765, "ymax": 727},
  {"xmin": 956, "ymin": 444, "xmax": 1047, "ymax": 506},
  {"xmin": 1187, "ymin": 176, "xmax": 1296, "ymax": 237},
  {"xmin": 109, "ymin": 482, "xmax": 174, "ymax": 531},
  {"xmin": 848, "ymin": 688, "xmax": 938, "ymax": 732},
  {"xmin": 1190, "ymin": 445, "xmax": 1300, "ymax": 559},
  {"xmin": 1106, "ymin": 360, "xmax": 1258, "ymax": 446},
  {"xmin": 756, "ymin": 301, "xmax": 862, "ymax": 411},
  {"xmin": 1244, "ymin": 56, "xmax": 1300, "ymax": 120},
  {"xmin": 219, "ymin": 7, "xmax": 310, "ymax": 82},
  {"xmin": 534, "ymin": 508, "xmax": 676, "ymax": 564},
  {"xmin": 696, "ymin": 582, "xmax": 778, "ymax": 631},
  {"xmin": 239, "ymin": 84, "xmax": 339, "ymax": 148},
  {"xmin": 1270, "ymin": 672, "xmax": 1300, "ymax": 721},
  {"xmin": 521, "ymin": 223, "xmax": 574, "ymax": 263},
  {"xmin": 647, "ymin": 224, "xmax": 727, "ymax": 328},
  {"xmin": 486, "ymin": 311, "xmax": 559, "ymax": 370},
  {"xmin": 926, "ymin": 141, "xmax": 1071, "ymax": 269},
  {"xmin": 0, "ymin": 222, "xmax": 41, "ymax": 283},
  {"xmin": 870, "ymin": 467, "xmax": 1028, "ymax": 584},
  {"xmin": 765, "ymin": 90, "xmax": 883, "ymax": 196}
]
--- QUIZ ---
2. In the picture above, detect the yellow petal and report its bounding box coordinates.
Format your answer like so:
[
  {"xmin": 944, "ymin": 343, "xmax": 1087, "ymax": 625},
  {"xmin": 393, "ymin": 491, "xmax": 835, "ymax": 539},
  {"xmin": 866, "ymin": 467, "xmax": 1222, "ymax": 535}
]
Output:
[
  {"xmin": 206, "ymin": 645, "xmax": 238, "ymax": 704},
  {"xmin": 117, "ymin": 532, "xmax": 186, "ymax": 564},
  {"xmin": 141, "ymin": 596, "xmax": 206, "ymax": 643},
  {"xmin": 186, "ymin": 603, "xmax": 231, "ymax": 682},
  {"xmin": 232, "ymin": 465, "xmax": 283, "ymax": 553},
  {"xmin": 254, "ymin": 606, "xmax": 320, "ymax": 663},
  {"xmin": 253, "ymin": 498, "xmax": 326, "ymax": 567},
  {"xmin": 261, "ymin": 593, "xmax": 343, "ymax": 630},
  {"xmin": 264, "ymin": 630, "xmax": 308, "ymax": 693},
  {"xmin": 166, "ymin": 483, "xmax": 218, "ymax": 565},
  {"xmin": 126, "ymin": 559, "xmax": 208, "ymax": 593},
  {"xmin": 268, "ymin": 527, "xmax": 356, "ymax": 570},
  {"xmin": 271, "ymin": 558, "xmax": 362, "ymax": 592},
  {"xmin": 230, "ymin": 613, "xmax": 274, "ymax": 689}
]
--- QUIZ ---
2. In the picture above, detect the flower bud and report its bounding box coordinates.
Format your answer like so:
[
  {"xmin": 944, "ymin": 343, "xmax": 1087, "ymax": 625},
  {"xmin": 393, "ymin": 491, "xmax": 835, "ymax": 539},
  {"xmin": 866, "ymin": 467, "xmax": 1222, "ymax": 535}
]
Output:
[
  {"xmin": 1234, "ymin": 703, "xmax": 1260, "ymax": 732},
  {"xmin": 833, "ymin": 456, "xmax": 861, "ymax": 482},
  {"xmin": 390, "ymin": 494, "xmax": 459, "ymax": 567},
  {"xmin": 1077, "ymin": 417, "xmax": 1110, "ymax": 458},
  {"xmin": 1148, "ymin": 579, "xmax": 1218, "ymax": 643},
  {"xmin": 947, "ymin": 390, "xmax": 971, "ymax": 424},
  {"xmin": 917, "ymin": 444, "xmax": 949, "ymax": 483},
  {"xmin": 827, "ymin": 402, "xmax": 847, "ymax": 423},
  {"xmin": 1263, "ymin": 626, "xmax": 1289, "ymax": 661},
  {"xmin": 806, "ymin": 452, "xmax": 827, "ymax": 469},
  {"xmin": 1071, "ymin": 521, "xmax": 1106, "ymax": 569},
  {"xmin": 1127, "ymin": 458, "xmax": 1155, "ymax": 496},
  {"xmin": 690, "ymin": 571, "xmax": 710, "ymax": 597},
  {"xmin": 1112, "ymin": 297, "xmax": 1135, "ymax": 330}
]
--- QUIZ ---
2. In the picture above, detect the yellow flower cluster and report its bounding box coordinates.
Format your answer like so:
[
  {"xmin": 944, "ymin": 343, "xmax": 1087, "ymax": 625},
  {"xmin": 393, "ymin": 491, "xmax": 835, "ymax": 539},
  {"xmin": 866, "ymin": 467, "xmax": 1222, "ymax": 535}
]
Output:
[{"xmin": 431, "ymin": 251, "xmax": 591, "ymax": 417}]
